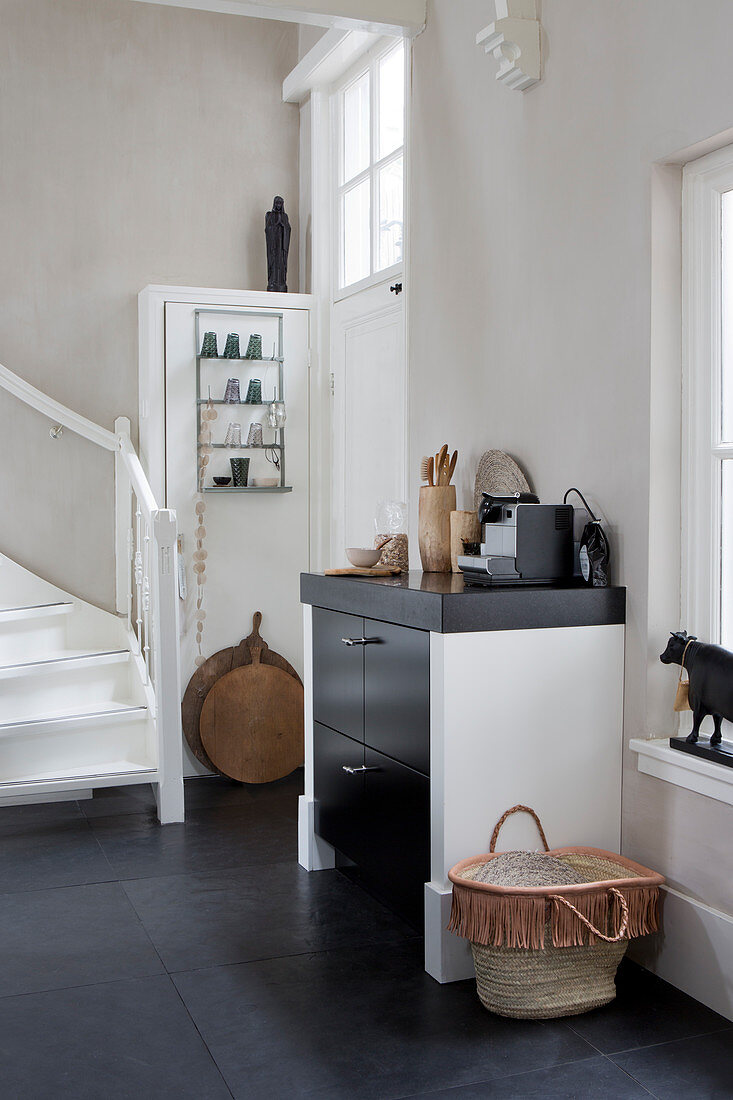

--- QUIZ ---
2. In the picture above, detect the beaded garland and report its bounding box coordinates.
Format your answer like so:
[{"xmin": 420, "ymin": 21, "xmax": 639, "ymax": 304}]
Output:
[{"xmin": 193, "ymin": 396, "xmax": 217, "ymax": 667}]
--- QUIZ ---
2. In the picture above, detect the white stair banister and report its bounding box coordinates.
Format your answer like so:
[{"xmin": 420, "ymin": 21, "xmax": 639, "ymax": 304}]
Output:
[
  {"xmin": 114, "ymin": 416, "xmax": 133, "ymax": 625},
  {"xmin": 0, "ymin": 363, "xmax": 117, "ymax": 451},
  {"xmin": 0, "ymin": 363, "xmax": 184, "ymax": 823},
  {"xmin": 152, "ymin": 509, "xmax": 185, "ymax": 822}
]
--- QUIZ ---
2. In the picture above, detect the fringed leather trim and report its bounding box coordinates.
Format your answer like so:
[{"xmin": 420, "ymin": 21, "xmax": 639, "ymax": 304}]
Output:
[
  {"xmin": 549, "ymin": 886, "xmax": 659, "ymax": 946},
  {"xmin": 448, "ymin": 882, "xmax": 660, "ymax": 949},
  {"xmin": 448, "ymin": 884, "xmax": 549, "ymax": 948}
]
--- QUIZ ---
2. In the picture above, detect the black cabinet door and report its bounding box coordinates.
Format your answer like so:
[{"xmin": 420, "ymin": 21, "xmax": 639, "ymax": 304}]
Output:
[
  {"xmin": 363, "ymin": 618, "xmax": 430, "ymax": 774},
  {"xmin": 313, "ymin": 722, "xmax": 365, "ymax": 862},
  {"xmin": 362, "ymin": 747, "xmax": 430, "ymax": 928},
  {"xmin": 312, "ymin": 607, "xmax": 365, "ymax": 741}
]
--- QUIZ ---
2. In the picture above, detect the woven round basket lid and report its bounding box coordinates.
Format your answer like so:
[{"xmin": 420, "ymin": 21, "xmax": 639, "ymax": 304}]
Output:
[{"xmin": 474, "ymin": 450, "xmax": 531, "ymax": 512}]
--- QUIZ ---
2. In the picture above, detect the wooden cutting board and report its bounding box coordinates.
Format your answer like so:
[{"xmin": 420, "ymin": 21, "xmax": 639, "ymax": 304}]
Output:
[
  {"xmin": 324, "ymin": 567, "xmax": 401, "ymax": 576},
  {"xmin": 198, "ymin": 614, "xmax": 304, "ymax": 783},
  {"xmin": 182, "ymin": 612, "xmax": 301, "ymax": 775}
]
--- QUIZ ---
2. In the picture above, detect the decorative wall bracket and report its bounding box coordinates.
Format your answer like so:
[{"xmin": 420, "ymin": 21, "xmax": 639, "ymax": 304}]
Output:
[{"xmin": 476, "ymin": 0, "xmax": 542, "ymax": 92}]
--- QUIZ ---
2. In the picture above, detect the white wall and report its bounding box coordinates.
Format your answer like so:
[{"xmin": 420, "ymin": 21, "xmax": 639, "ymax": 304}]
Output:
[
  {"xmin": 0, "ymin": 0, "xmax": 299, "ymax": 609},
  {"xmin": 408, "ymin": 0, "xmax": 733, "ymax": 916}
]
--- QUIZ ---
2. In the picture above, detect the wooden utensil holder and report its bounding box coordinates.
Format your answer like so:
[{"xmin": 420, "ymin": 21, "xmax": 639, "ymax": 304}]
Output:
[
  {"xmin": 419, "ymin": 485, "xmax": 456, "ymax": 572},
  {"xmin": 450, "ymin": 510, "xmax": 481, "ymax": 573}
]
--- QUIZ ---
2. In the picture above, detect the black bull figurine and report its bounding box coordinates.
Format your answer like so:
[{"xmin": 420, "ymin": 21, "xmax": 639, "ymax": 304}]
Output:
[{"xmin": 660, "ymin": 630, "xmax": 733, "ymax": 746}]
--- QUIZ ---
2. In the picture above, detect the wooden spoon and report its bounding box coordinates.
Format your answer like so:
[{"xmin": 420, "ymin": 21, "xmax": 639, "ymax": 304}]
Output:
[
  {"xmin": 447, "ymin": 449, "xmax": 458, "ymax": 484},
  {"xmin": 427, "ymin": 455, "xmax": 434, "ymax": 486}
]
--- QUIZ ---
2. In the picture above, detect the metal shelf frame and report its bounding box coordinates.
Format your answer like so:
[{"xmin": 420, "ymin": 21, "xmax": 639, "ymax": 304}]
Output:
[{"xmin": 195, "ymin": 308, "xmax": 287, "ymax": 493}]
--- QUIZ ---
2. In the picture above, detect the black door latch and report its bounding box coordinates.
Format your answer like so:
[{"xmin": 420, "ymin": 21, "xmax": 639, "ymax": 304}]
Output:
[{"xmin": 390, "ymin": 282, "xmax": 403, "ymax": 295}]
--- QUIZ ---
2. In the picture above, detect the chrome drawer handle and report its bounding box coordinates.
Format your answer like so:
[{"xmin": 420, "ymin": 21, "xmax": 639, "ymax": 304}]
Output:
[
  {"xmin": 341, "ymin": 765, "xmax": 380, "ymax": 774},
  {"xmin": 341, "ymin": 637, "xmax": 379, "ymax": 646}
]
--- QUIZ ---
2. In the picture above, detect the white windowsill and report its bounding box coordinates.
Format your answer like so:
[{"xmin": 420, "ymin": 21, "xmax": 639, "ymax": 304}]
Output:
[{"xmin": 630, "ymin": 737, "xmax": 733, "ymax": 806}]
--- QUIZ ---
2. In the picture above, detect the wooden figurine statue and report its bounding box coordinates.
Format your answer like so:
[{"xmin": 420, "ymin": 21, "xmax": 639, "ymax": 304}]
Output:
[
  {"xmin": 660, "ymin": 630, "xmax": 733, "ymax": 745},
  {"xmin": 265, "ymin": 196, "xmax": 290, "ymax": 293}
]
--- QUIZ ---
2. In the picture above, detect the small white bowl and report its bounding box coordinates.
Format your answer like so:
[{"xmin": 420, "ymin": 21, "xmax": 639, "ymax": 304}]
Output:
[
  {"xmin": 346, "ymin": 547, "xmax": 382, "ymax": 568},
  {"xmin": 252, "ymin": 477, "xmax": 279, "ymax": 488}
]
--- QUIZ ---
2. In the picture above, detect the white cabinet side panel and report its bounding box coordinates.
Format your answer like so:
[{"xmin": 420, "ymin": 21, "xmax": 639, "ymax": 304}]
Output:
[
  {"xmin": 303, "ymin": 603, "xmax": 314, "ymax": 800},
  {"xmin": 436, "ymin": 624, "xmax": 625, "ymax": 881}
]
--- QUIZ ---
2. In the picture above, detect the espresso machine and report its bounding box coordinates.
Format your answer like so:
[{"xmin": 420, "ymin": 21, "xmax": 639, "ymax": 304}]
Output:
[{"xmin": 458, "ymin": 493, "xmax": 574, "ymax": 585}]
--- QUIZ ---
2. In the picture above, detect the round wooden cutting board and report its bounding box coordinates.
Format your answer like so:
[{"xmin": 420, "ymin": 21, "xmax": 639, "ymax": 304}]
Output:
[
  {"xmin": 199, "ymin": 628, "xmax": 304, "ymax": 784},
  {"xmin": 182, "ymin": 612, "xmax": 302, "ymax": 776}
]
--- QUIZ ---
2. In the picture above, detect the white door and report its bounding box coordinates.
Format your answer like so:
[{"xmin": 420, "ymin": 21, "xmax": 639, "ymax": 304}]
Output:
[
  {"xmin": 331, "ymin": 278, "xmax": 406, "ymax": 560},
  {"xmin": 164, "ymin": 298, "xmax": 310, "ymax": 776},
  {"xmin": 326, "ymin": 38, "xmax": 408, "ymax": 565}
]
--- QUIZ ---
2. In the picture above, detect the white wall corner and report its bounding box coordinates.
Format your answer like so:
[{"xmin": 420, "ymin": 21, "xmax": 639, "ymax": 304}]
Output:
[{"xmin": 476, "ymin": 0, "xmax": 541, "ymax": 92}]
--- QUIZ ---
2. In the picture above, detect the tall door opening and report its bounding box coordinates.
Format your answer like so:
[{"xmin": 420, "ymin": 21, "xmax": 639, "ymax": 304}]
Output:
[{"xmin": 330, "ymin": 39, "xmax": 408, "ymax": 560}]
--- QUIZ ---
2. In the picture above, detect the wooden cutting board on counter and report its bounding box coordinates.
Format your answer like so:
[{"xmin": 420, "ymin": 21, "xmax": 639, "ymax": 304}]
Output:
[
  {"xmin": 182, "ymin": 612, "xmax": 303, "ymax": 780},
  {"xmin": 324, "ymin": 566, "xmax": 401, "ymax": 577}
]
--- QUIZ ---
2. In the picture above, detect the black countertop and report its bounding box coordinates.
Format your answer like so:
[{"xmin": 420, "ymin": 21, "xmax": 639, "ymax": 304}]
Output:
[{"xmin": 300, "ymin": 572, "xmax": 626, "ymax": 634}]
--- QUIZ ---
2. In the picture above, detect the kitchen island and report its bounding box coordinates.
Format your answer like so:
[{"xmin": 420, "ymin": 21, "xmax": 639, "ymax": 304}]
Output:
[{"xmin": 299, "ymin": 571, "xmax": 626, "ymax": 983}]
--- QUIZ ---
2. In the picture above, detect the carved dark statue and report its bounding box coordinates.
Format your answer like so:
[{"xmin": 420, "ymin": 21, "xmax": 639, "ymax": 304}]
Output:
[
  {"xmin": 265, "ymin": 196, "xmax": 291, "ymax": 293},
  {"xmin": 660, "ymin": 630, "xmax": 733, "ymax": 745}
]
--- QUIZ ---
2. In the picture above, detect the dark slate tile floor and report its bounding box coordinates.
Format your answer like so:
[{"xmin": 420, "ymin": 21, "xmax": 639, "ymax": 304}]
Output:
[{"xmin": 0, "ymin": 769, "xmax": 729, "ymax": 1099}]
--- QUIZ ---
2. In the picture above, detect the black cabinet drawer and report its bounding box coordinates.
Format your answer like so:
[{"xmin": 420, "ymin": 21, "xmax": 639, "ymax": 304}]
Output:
[
  {"xmin": 313, "ymin": 722, "xmax": 365, "ymax": 863},
  {"xmin": 364, "ymin": 618, "xmax": 430, "ymax": 774},
  {"xmin": 312, "ymin": 607, "xmax": 365, "ymax": 741},
  {"xmin": 362, "ymin": 747, "xmax": 430, "ymax": 928}
]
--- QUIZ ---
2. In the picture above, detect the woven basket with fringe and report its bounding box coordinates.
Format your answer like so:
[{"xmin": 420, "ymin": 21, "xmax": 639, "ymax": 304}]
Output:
[{"xmin": 448, "ymin": 806, "xmax": 665, "ymax": 1020}]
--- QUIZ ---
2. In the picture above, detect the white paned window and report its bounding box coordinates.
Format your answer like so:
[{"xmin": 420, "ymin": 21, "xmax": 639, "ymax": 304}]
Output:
[
  {"xmin": 335, "ymin": 41, "xmax": 405, "ymax": 293},
  {"xmin": 683, "ymin": 146, "xmax": 733, "ymax": 648}
]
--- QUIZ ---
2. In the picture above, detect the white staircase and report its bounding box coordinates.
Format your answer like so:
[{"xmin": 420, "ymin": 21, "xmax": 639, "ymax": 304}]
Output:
[
  {"xmin": 0, "ymin": 363, "xmax": 184, "ymax": 822},
  {"xmin": 0, "ymin": 552, "xmax": 158, "ymax": 802}
]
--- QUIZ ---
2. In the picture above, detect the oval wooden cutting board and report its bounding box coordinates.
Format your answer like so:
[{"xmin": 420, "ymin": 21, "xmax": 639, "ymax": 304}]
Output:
[{"xmin": 199, "ymin": 624, "xmax": 304, "ymax": 784}]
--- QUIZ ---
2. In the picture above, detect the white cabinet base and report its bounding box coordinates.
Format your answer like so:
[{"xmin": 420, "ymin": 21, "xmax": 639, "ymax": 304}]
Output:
[
  {"xmin": 425, "ymin": 882, "xmax": 473, "ymax": 983},
  {"xmin": 298, "ymin": 794, "xmax": 336, "ymax": 871}
]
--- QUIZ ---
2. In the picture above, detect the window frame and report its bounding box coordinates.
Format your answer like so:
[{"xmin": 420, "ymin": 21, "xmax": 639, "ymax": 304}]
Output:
[
  {"xmin": 682, "ymin": 145, "xmax": 733, "ymax": 645},
  {"xmin": 332, "ymin": 39, "xmax": 406, "ymax": 299}
]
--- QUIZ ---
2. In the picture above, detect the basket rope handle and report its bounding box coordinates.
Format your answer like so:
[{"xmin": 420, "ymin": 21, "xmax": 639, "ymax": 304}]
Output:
[
  {"xmin": 489, "ymin": 805, "xmax": 550, "ymax": 853},
  {"xmin": 549, "ymin": 887, "xmax": 630, "ymax": 943}
]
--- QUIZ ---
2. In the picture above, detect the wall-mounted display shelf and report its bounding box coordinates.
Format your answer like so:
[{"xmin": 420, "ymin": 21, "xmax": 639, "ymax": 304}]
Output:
[
  {"xmin": 196, "ymin": 400, "xmax": 269, "ymax": 407},
  {"xmin": 206, "ymin": 486, "xmax": 293, "ymax": 494},
  {"xmin": 197, "ymin": 356, "xmax": 284, "ymax": 365},
  {"xmin": 208, "ymin": 443, "xmax": 282, "ymax": 450},
  {"xmin": 195, "ymin": 308, "xmax": 289, "ymax": 494}
]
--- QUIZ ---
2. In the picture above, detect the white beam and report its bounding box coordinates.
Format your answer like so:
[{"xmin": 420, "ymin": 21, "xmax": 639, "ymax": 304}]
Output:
[
  {"xmin": 282, "ymin": 27, "xmax": 379, "ymax": 102},
  {"xmin": 131, "ymin": 0, "xmax": 425, "ymax": 35}
]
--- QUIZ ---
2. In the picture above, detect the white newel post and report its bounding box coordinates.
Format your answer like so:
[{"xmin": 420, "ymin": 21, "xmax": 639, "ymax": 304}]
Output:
[
  {"xmin": 152, "ymin": 509, "xmax": 185, "ymax": 823},
  {"xmin": 114, "ymin": 416, "xmax": 132, "ymax": 622}
]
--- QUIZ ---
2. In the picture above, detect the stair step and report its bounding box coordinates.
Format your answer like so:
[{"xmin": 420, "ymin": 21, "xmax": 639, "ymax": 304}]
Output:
[
  {"xmin": 0, "ymin": 702, "xmax": 148, "ymax": 738},
  {"xmin": 0, "ymin": 760, "xmax": 157, "ymax": 789},
  {"xmin": 0, "ymin": 602, "xmax": 74, "ymax": 624},
  {"xmin": 0, "ymin": 649, "xmax": 130, "ymax": 680}
]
